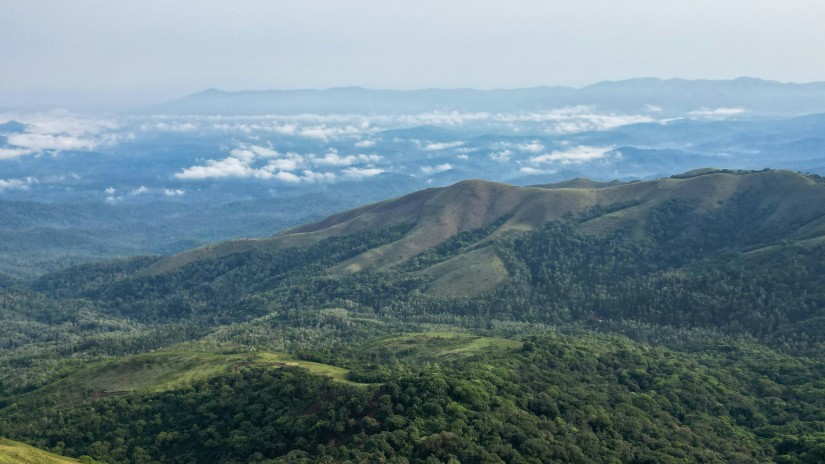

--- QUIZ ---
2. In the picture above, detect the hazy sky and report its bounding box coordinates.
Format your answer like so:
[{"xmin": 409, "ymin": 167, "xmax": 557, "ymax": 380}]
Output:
[{"xmin": 3, "ymin": 0, "xmax": 825, "ymax": 110}]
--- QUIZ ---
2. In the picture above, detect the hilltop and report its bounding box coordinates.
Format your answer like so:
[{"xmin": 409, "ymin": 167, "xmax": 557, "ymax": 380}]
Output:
[{"xmin": 135, "ymin": 169, "xmax": 825, "ymax": 294}]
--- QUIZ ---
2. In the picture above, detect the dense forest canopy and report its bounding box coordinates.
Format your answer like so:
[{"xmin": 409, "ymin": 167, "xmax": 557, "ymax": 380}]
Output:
[{"xmin": 2, "ymin": 168, "xmax": 825, "ymax": 463}]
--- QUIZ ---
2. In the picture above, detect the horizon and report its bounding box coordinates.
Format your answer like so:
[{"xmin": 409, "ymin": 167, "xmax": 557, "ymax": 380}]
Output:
[
  {"xmin": 5, "ymin": 75, "xmax": 825, "ymax": 114},
  {"xmin": 4, "ymin": 0, "xmax": 825, "ymax": 111}
]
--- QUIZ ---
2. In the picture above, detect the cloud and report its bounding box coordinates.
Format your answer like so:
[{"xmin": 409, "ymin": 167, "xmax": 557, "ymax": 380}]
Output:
[
  {"xmin": 0, "ymin": 176, "xmax": 37, "ymax": 191},
  {"xmin": 230, "ymin": 144, "xmax": 280, "ymax": 160},
  {"xmin": 176, "ymin": 142, "xmax": 315, "ymax": 180},
  {"xmin": 311, "ymin": 150, "xmax": 382, "ymax": 166},
  {"xmin": 355, "ymin": 139, "xmax": 376, "ymax": 148},
  {"xmin": 490, "ymin": 149, "xmax": 513, "ymax": 161},
  {"xmin": 342, "ymin": 167, "xmax": 384, "ymax": 178},
  {"xmin": 0, "ymin": 112, "xmax": 121, "ymax": 157},
  {"xmin": 7, "ymin": 133, "xmax": 98, "ymax": 152},
  {"xmin": 298, "ymin": 170, "xmax": 336, "ymax": 182},
  {"xmin": 688, "ymin": 107, "xmax": 746, "ymax": 118},
  {"xmin": 529, "ymin": 145, "xmax": 614, "ymax": 165},
  {"xmin": 0, "ymin": 147, "xmax": 34, "ymax": 160},
  {"xmin": 266, "ymin": 158, "xmax": 302, "ymax": 171},
  {"xmin": 164, "ymin": 189, "xmax": 185, "ymax": 196},
  {"xmin": 105, "ymin": 187, "xmax": 116, "ymax": 195},
  {"xmin": 151, "ymin": 122, "xmax": 197, "ymax": 132},
  {"xmin": 421, "ymin": 163, "xmax": 453, "ymax": 175},
  {"xmin": 296, "ymin": 124, "xmax": 363, "ymax": 140},
  {"xmin": 130, "ymin": 186, "xmax": 149, "ymax": 196},
  {"xmin": 495, "ymin": 140, "xmax": 544, "ymax": 153},
  {"xmin": 519, "ymin": 167, "xmax": 556, "ymax": 175},
  {"xmin": 174, "ymin": 143, "xmax": 342, "ymax": 182},
  {"xmin": 176, "ymin": 157, "xmax": 255, "ymax": 179},
  {"xmin": 456, "ymin": 154, "xmax": 468, "ymax": 160},
  {"xmin": 423, "ymin": 141, "xmax": 465, "ymax": 151},
  {"xmin": 274, "ymin": 170, "xmax": 337, "ymax": 183}
]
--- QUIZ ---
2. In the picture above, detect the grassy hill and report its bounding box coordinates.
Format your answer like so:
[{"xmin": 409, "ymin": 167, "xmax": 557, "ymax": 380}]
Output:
[
  {"xmin": 0, "ymin": 438, "xmax": 83, "ymax": 464},
  {"xmin": 144, "ymin": 169, "xmax": 825, "ymax": 281}
]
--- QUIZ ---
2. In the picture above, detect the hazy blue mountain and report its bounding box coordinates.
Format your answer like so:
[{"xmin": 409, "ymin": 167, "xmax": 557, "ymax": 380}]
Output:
[
  {"xmin": 0, "ymin": 120, "xmax": 27, "ymax": 134},
  {"xmin": 140, "ymin": 78, "xmax": 825, "ymax": 116}
]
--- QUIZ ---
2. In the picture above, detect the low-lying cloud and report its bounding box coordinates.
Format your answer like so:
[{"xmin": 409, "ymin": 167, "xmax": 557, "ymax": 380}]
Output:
[
  {"xmin": 423, "ymin": 141, "xmax": 465, "ymax": 151},
  {"xmin": 528, "ymin": 145, "xmax": 615, "ymax": 165},
  {"xmin": 420, "ymin": 163, "xmax": 453, "ymax": 175},
  {"xmin": 0, "ymin": 176, "xmax": 37, "ymax": 191},
  {"xmin": 688, "ymin": 107, "xmax": 746, "ymax": 119}
]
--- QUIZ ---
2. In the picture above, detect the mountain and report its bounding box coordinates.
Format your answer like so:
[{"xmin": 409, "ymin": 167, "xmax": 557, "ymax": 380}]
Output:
[
  {"xmin": 140, "ymin": 78, "xmax": 825, "ymax": 116},
  {"xmin": 0, "ymin": 120, "xmax": 27, "ymax": 134},
  {"xmin": 141, "ymin": 169, "xmax": 825, "ymax": 292},
  {"xmin": 5, "ymin": 168, "xmax": 825, "ymax": 463}
]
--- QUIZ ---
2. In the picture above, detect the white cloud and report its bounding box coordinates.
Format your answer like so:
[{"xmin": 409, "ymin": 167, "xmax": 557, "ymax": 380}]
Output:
[
  {"xmin": 0, "ymin": 177, "xmax": 37, "ymax": 191},
  {"xmin": 457, "ymin": 154, "xmax": 469, "ymax": 160},
  {"xmin": 0, "ymin": 147, "xmax": 34, "ymax": 160},
  {"xmin": 421, "ymin": 163, "xmax": 453, "ymax": 175},
  {"xmin": 176, "ymin": 157, "xmax": 254, "ymax": 179},
  {"xmin": 230, "ymin": 144, "xmax": 280, "ymax": 160},
  {"xmin": 174, "ymin": 142, "xmax": 341, "ymax": 183},
  {"xmin": 529, "ymin": 145, "xmax": 614, "ymax": 165},
  {"xmin": 274, "ymin": 170, "xmax": 336, "ymax": 183},
  {"xmin": 423, "ymin": 141, "xmax": 465, "ymax": 151},
  {"xmin": 299, "ymin": 170, "xmax": 336, "ymax": 182},
  {"xmin": 490, "ymin": 149, "xmax": 513, "ymax": 161},
  {"xmin": 342, "ymin": 167, "xmax": 384, "ymax": 178},
  {"xmin": 0, "ymin": 112, "xmax": 121, "ymax": 157},
  {"xmin": 7, "ymin": 133, "xmax": 98, "ymax": 152},
  {"xmin": 105, "ymin": 187, "xmax": 116, "ymax": 195},
  {"xmin": 519, "ymin": 167, "xmax": 557, "ymax": 175},
  {"xmin": 495, "ymin": 140, "xmax": 545, "ymax": 153},
  {"xmin": 297, "ymin": 124, "xmax": 363, "ymax": 140},
  {"xmin": 176, "ymin": 143, "xmax": 315, "ymax": 179},
  {"xmin": 130, "ymin": 186, "xmax": 149, "ymax": 196},
  {"xmin": 688, "ymin": 107, "xmax": 746, "ymax": 118},
  {"xmin": 311, "ymin": 150, "xmax": 382, "ymax": 166},
  {"xmin": 164, "ymin": 188, "xmax": 185, "ymax": 196},
  {"xmin": 266, "ymin": 158, "xmax": 302, "ymax": 171},
  {"xmin": 152, "ymin": 122, "xmax": 197, "ymax": 132},
  {"xmin": 355, "ymin": 139, "xmax": 376, "ymax": 148}
]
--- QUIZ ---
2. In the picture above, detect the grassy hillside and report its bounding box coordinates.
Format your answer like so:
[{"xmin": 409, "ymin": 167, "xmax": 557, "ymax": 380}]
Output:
[
  {"xmin": 0, "ymin": 438, "xmax": 83, "ymax": 464},
  {"xmin": 141, "ymin": 169, "xmax": 825, "ymax": 283}
]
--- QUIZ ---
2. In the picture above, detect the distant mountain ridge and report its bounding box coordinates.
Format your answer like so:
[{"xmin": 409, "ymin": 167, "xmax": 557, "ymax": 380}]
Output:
[{"xmin": 140, "ymin": 77, "xmax": 825, "ymax": 116}]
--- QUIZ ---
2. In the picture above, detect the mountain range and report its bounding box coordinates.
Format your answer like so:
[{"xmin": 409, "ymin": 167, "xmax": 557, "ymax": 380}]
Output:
[{"xmin": 141, "ymin": 77, "xmax": 825, "ymax": 116}]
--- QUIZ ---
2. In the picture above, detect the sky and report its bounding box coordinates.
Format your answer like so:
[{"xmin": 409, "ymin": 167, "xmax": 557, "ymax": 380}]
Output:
[{"xmin": 2, "ymin": 0, "xmax": 825, "ymax": 111}]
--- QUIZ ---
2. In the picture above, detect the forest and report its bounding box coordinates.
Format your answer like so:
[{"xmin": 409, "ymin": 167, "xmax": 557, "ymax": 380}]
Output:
[{"xmin": 1, "ymin": 169, "xmax": 825, "ymax": 463}]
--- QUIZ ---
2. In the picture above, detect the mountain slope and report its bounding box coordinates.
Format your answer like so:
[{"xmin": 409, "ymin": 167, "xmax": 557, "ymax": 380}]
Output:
[{"xmin": 147, "ymin": 169, "xmax": 825, "ymax": 282}]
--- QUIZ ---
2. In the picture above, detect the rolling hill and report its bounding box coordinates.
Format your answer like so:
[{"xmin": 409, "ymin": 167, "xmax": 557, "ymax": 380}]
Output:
[
  {"xmin": 132, "ymin": 168, "xmax": 825, "ymax": 295},
  {"xmin": 5, "ymin": 168, "xmax": 825, "ymax": 463}
]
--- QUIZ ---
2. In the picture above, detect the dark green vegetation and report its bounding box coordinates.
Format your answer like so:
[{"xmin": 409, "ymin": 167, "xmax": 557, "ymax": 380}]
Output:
[{"xmin": 2, "ymin": 169, "xmax": 825, "ymax": 463}]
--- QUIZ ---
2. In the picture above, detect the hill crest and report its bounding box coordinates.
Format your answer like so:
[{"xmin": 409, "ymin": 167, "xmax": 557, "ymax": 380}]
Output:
[{"xmin": 145, "ymin": 169, "xmax": 825, "ymax": 295}]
